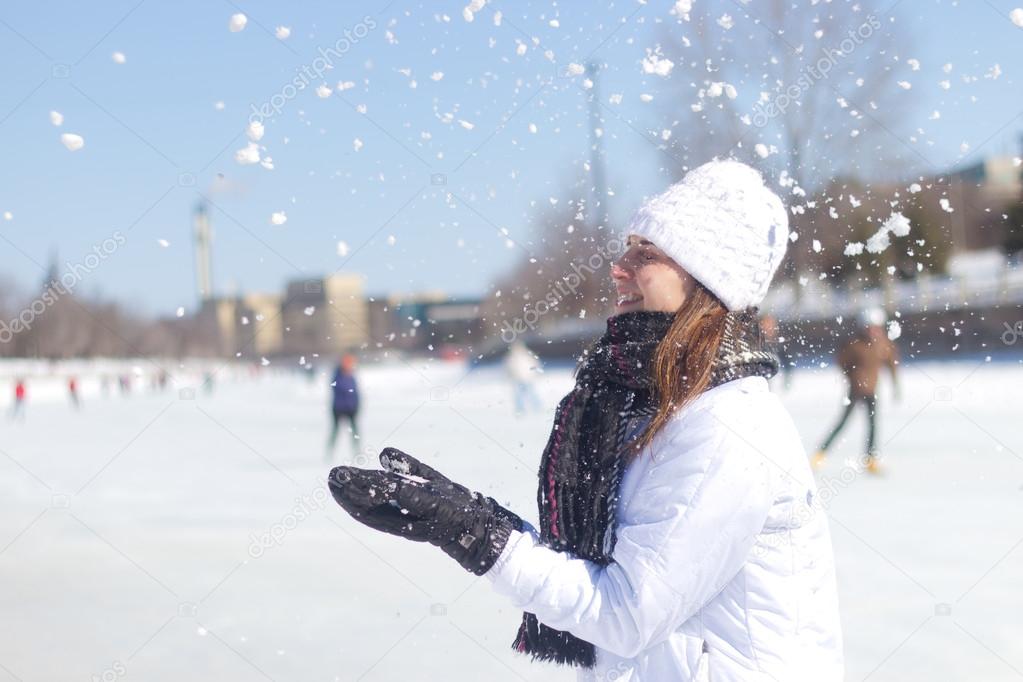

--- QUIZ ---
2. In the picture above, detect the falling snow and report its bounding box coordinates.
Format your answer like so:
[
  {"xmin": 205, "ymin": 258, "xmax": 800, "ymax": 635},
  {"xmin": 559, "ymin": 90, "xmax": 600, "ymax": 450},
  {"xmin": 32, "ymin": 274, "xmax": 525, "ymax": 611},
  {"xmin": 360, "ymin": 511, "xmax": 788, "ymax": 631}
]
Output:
[
  {"xmin": 234, "ymin": 142, "xmax": 260, "ymax": 165},
  {"xmin": 60, "ymin": 133, "xmax": 84, "ymax": 151},
  {"xmin": 670, "ymin": 0, "xmax": 693, "ymax": 21},
  {"xmin": 641, "ymin": 46, "xmax": 674, "ymax": 77},
  {"xmin": 228, "ymin": 13, "xmax": 247, "ymax": 32}
]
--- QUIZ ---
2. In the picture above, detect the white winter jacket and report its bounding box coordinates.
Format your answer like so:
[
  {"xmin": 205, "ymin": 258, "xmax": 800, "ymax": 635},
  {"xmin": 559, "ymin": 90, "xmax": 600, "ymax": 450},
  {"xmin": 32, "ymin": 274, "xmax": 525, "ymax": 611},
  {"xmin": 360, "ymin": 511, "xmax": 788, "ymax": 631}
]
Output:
[{"xmin": 488, "ymin": 375, "xmax": 844, "ymax": 681}]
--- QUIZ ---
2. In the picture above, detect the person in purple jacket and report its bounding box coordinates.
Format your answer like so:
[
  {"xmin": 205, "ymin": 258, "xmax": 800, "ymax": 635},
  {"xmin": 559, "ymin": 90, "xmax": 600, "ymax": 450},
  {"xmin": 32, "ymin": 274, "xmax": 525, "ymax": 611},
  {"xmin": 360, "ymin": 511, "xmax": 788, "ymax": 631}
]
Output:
[{"xmin": 327, "ymin": 354, "xmax": 361, "ymax": 461}]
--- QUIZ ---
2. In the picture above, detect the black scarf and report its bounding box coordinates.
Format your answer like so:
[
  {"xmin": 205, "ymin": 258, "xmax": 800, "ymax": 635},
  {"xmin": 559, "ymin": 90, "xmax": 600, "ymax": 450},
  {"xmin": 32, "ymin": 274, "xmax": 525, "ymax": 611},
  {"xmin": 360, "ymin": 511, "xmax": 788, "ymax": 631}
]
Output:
[{"xmin": 512, "ymin": 308, "xmax": 779, "ymax": 667}]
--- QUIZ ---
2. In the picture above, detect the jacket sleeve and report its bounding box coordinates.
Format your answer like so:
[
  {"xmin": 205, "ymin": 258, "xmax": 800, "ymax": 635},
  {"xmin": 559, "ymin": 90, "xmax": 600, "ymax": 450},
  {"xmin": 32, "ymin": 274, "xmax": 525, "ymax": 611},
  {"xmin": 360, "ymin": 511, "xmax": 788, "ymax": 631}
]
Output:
[{"xmin": 486, "ymin": 408, "xmax": 777, "ymax": 658}]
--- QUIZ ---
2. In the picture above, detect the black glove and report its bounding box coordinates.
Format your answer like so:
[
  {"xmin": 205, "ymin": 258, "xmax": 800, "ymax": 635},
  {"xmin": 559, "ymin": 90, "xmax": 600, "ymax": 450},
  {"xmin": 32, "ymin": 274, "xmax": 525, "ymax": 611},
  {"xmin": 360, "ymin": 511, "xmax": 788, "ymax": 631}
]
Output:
[{"xmin": 328, "ymin": 448, "xmax": 523, "ymax": 576}]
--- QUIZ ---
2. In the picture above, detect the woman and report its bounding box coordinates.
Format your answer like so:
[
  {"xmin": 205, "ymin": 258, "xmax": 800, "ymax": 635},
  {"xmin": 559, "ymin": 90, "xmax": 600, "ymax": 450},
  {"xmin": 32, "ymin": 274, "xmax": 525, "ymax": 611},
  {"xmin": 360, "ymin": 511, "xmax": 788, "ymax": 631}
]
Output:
[{"xmin": 329, "ymin": 160, "xmax": 843, "ymax": 681}]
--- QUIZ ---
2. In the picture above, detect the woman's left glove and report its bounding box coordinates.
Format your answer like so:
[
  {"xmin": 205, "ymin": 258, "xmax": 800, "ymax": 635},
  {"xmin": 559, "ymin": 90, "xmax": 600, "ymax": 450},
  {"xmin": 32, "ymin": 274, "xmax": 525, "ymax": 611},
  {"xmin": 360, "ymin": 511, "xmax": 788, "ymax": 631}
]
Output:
[{"xmin": 328, "ymin": 447, "xmax": 523, "ymax": 576}]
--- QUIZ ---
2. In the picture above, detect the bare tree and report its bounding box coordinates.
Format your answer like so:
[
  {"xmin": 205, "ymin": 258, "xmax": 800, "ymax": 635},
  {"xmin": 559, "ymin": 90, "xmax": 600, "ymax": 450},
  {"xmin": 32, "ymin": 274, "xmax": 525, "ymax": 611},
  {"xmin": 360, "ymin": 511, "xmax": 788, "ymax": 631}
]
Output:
[
  {"xmin": 662, "ymin": 0, "xmax": 919, "ymax": 181},
  {"xmin": 655, "ymin": 0, "xmax": 923, "ymax": 286},
  {"xmin": 479, "ymin": 177, "xmax": 618, "ymax": 346}
]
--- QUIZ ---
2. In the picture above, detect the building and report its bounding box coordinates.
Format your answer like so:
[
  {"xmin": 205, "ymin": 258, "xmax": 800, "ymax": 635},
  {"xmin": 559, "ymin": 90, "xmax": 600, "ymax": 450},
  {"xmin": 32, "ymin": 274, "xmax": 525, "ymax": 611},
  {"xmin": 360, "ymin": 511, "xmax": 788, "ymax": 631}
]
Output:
[
  {"xmin": 948, "ymin": 156, "xmax": 1021, "ymax": 201},
  {"xmin": 237, "ymin": 292, "xmax": 284, "ymax": 356},
  {"xmin": 366, "ymin": 291, "xmax": 483, "ymax": 355},
  {"xmin": 945, "ymin": 155, "xmax": 1023, "ymax": 251},
  {"xmin": 193, "ymin": 292, "xmax": 284, "ymax": 358},
  {"xmin": 281, "ymin": 274, "xmax": 368, "ymax": 357}
]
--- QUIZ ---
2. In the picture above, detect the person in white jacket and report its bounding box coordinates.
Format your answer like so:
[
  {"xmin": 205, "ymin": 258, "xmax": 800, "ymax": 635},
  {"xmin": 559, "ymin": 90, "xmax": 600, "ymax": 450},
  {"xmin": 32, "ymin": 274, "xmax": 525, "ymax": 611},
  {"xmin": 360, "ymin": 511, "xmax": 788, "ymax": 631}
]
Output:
[
  {"xmin": 329, "ymin": 159, "xmax": 844, "ymax": 681},
  {"xmin": 505, "ymin": 339, "xmax": 543, "ymax": 415}
]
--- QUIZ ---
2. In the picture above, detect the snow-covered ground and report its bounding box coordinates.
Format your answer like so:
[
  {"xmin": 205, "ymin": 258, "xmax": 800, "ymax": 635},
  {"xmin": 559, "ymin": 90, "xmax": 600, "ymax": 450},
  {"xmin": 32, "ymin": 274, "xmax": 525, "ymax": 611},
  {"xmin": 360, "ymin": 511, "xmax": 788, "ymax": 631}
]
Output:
[{"xmin": 0, "ymin": 358, "xmax": 1020, "ymax": 681}]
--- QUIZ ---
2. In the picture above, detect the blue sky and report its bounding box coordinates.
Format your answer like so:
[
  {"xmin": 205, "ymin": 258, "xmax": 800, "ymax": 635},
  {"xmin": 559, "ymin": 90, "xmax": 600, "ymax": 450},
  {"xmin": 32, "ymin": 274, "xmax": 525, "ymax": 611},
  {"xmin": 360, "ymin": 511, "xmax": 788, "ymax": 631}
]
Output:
[{"xmin": 1, "ymin": 0, "xmax": 1021, "ymax": 316}]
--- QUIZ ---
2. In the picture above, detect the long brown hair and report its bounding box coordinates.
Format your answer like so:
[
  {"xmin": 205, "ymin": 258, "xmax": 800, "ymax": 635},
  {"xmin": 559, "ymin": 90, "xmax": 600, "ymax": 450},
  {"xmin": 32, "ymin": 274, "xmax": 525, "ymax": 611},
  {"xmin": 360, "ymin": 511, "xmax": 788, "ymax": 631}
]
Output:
[{"xmin": 630, "ymin": 283, "xmax": 729, "ymax": 456}]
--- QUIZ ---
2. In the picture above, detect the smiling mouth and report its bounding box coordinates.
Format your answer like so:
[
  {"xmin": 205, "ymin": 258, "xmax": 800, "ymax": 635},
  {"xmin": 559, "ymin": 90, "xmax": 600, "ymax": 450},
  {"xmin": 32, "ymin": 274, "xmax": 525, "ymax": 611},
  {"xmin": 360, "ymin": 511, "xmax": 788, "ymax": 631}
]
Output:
[{"xmin": 616, "ymin": 294, "xmax": 643, "ymax": 307}]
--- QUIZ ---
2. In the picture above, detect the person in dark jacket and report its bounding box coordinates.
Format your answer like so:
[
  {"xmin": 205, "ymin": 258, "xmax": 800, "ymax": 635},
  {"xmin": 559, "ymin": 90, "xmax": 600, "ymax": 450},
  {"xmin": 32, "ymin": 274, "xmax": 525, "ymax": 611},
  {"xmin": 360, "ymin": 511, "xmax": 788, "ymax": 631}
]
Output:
[
  {"xmin": 327, "ymin": 354, "xmax": 361, "ymax": 460},
  {"xmin": 814, "ymin": 308, "xmax": 900, "ymax": 474}
]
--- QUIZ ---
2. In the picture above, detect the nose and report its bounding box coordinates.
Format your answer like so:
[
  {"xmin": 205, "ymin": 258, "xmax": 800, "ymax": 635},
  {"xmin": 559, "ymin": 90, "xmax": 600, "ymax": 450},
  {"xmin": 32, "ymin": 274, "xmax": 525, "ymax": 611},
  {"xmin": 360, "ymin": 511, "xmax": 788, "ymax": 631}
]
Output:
[{"xmin": 611, "ymin": 260, "xmax": 631, "ymax": 281}]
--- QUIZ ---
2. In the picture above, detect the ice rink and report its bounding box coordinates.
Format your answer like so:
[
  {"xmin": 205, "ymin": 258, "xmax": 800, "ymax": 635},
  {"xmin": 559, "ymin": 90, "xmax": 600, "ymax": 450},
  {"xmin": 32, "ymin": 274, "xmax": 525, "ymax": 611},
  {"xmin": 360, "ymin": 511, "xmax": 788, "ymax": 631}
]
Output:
[{"xmin": 1, "ymin": 357, "xmax": 1021, "ymax": 681}]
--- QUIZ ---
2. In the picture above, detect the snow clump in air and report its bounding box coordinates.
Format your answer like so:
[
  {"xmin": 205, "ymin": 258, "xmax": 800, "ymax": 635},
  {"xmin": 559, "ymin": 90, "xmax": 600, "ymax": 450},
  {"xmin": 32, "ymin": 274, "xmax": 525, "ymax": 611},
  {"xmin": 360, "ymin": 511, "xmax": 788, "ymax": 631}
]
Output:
[
  {"xmin": 246, "ymin": 121, "xmax": 264, "ymax": 141},
  {"xmin": 228, "ymin": 13, "xmax": 247, "ymax": 32},
  {"xmin": 642, "ymin": 46, "xmax": 674, "ymax": 77},
  {"xmin": 235, "ymin": 143, "xmax": 260, "ymax": 165},
  {"xmin": 61, "ymin": 133, "xmax": 84, "ymax": 151},
  {"xmin": 463, "ymin": 0, "xmax": 485, "ymax": 22},
  {"xmin": 670, "ymin": 0, "xmax": 693, "ymax": 21}
]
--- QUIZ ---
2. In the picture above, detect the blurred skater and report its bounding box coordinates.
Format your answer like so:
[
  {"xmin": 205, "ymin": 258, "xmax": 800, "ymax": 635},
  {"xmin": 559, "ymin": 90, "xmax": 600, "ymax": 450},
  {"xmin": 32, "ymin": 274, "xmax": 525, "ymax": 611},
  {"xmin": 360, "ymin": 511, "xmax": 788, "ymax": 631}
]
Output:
[
  {"xmin": 9, "ymin": 378, "xmax": 26, "ymax": 421},
  {"xmin": 202, "ymin": 370, "xmax": 215, "ymax": 395},
  {"xmin": 327, "ymin": 354, "xmax": 360, "ymax": 460},
  {"xmin": 813, "ymin": 308, "xmax": 900, "ymax": 474},
  {"xmin": 68, "ymin": 376, "xmax": 80, "ymax": 409},
  {"xmin": 505, "ymin": 340, "xmax": 542, "ymax": 415}
]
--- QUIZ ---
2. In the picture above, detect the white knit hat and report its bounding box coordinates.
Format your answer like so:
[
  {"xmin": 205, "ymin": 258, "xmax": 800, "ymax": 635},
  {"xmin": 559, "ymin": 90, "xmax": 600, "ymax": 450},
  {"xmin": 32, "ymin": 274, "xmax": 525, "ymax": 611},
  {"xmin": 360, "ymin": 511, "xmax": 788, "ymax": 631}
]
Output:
[{"xmin": 626, "ymin": 159, "xmax": 788, "ymax": 311}]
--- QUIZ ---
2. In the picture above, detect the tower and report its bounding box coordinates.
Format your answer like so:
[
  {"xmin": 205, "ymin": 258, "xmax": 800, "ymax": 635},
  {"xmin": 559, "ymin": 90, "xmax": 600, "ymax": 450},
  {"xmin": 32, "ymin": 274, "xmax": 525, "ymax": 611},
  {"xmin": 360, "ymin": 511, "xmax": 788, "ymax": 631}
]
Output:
[{"xmin": 193, "ymin": 200, "xmax": 213, "ymax": 303}]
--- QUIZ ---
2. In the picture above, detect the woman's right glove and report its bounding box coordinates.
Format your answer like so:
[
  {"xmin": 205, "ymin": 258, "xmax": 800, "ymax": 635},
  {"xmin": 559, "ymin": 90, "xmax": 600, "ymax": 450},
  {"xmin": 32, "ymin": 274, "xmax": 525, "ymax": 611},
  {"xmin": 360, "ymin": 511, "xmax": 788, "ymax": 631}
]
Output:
[{"xmin": 328, "ymin": 448, "xmax": 523, "ymax": 576}]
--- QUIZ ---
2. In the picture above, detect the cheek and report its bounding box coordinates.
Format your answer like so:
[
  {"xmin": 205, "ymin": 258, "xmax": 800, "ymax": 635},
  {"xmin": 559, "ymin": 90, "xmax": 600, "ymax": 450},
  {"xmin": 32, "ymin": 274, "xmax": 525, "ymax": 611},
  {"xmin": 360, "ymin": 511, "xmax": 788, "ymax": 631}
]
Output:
[{"xmin": 637, "ymin": 267, "xmax": 682, "ymax": 300}]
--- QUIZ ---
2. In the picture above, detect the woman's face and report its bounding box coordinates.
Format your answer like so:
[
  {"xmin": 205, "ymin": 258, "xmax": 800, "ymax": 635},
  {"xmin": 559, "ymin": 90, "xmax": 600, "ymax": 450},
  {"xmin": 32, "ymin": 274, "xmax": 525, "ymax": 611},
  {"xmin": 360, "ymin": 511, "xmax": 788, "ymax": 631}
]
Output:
[{"xmin": 611, "ymin": 235, "xmax": 697, "ymax": 314}]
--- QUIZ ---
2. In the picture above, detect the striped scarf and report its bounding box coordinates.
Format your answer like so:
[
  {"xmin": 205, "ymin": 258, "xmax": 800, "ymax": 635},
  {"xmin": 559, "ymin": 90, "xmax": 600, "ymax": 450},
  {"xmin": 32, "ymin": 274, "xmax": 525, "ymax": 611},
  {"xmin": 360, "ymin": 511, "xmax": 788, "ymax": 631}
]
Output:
[{"xmin": 512, "ymin": 308, "xmax": 779, "ymax": 667}]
